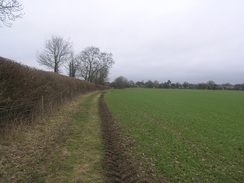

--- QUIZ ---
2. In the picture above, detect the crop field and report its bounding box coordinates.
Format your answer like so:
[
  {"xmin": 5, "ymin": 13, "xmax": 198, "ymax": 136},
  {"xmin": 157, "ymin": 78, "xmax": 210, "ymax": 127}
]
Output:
[{"xmin": 104, "ymin": 88, "xmax": 244, "ymax": 182}]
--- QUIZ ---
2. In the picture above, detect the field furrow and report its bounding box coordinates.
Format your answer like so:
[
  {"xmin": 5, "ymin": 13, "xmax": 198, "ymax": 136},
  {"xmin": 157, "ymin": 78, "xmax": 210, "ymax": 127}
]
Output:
[{"xmin": 99, "ymin": 93, "xmax": 160, "ymax": 182}]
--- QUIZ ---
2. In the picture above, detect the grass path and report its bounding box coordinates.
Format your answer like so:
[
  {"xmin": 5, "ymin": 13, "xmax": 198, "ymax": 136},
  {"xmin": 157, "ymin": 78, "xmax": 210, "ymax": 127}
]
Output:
[
  {"xmin": 0, "ymin": 92, "xmax": 106, "ymax": 183},
  {"xmin": 45, "ymin": 92, "xmax": 105, "ymax": 183}
]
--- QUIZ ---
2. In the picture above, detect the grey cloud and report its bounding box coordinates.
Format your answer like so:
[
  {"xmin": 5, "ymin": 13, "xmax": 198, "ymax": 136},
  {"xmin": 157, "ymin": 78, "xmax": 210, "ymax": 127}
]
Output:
[{"xmin": 1, "ymin": 0, "xmax": 244, "ymax": 84}]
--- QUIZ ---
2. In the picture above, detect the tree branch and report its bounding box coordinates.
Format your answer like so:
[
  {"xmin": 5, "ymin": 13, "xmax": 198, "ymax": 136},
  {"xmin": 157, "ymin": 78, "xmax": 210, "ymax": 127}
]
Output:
[{"xmin": 0, "ymin": 0, "xmax": 24, "ymax": 27}]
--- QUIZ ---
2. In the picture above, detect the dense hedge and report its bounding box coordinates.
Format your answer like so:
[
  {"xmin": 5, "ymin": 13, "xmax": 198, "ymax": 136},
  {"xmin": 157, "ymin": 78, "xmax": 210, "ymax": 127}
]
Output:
[{"xmin": 0, "ymin": 57, "xmax": 108, "ymax": 133}]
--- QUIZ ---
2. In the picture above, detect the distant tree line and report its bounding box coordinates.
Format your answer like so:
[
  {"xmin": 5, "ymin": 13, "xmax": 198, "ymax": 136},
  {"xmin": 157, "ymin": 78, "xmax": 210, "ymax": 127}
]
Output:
[
  {"xmin": 111, "ymin": 76, "xmax": 244, "ymax": 91},
  {"xmin": 37, "ymin": 36, "xmax": 114, "ymax": 85}
]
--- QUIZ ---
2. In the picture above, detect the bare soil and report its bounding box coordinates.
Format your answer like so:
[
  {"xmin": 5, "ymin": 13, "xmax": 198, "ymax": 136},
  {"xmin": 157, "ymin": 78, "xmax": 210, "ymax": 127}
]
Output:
[{"xmin": 99, "ymin": 93, "xmax": 158, "ymax": 183}]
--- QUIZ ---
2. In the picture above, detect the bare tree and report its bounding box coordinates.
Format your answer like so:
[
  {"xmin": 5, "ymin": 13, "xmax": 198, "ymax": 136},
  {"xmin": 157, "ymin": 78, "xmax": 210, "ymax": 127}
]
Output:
[
  {"xmin": 145, "ymin": 80, "xmax": 154, "ymax": 88},
  {"xmin": 67, "ymin": 52, "xmax": 79, "ymax": 77},
  {"xmin": 207, "ymin": 80, "xmax": 217, "ymax": 90},
  {"xmin": 37, "ymin": 36, "xmax": 72, "ymax": 74},
  {"xmin": 0, "ymin": 0, "xmax": 24, "ymax": 27},
  {"xmin": 112, "ymin": 76, "xmax": 129, "ymax": 89},
  {"xmin": 77, "ymin": 46, "xmax": 114, "ymax": 84},
  {"xmin": 183, "ymin": 81, "xmax": 190, "ymax": 89}
]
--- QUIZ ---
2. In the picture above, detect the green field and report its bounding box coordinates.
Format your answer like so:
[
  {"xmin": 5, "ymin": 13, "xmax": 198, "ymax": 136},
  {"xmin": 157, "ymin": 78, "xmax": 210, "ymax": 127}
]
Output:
[{"xmin": 105, "ymin": 89, "xmax": 244, "ymax": 182}]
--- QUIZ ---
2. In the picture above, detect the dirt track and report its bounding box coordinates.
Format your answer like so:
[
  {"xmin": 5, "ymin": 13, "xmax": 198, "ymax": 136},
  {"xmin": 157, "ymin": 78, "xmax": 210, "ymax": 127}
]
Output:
[
  {"xmin": 1, "ymin": 92, "xmax": 165, "ymax": 182},
  {"xmin": 99, "ymin": 94, "xmax": 153, "ymax": 183}
]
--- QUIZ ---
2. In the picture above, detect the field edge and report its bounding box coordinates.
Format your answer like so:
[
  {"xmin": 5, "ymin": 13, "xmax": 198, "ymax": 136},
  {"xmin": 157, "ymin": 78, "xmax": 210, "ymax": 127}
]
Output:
[{"xmin": 100, "ymin": 92, "xmax": 168, "ymax": 182}]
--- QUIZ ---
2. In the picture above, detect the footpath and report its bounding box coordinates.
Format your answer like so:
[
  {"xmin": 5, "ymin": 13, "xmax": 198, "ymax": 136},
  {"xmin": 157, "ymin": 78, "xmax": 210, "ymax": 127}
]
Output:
[
  {"xmin": 0, "ymin": 92, "xmax": 154, "ymax": 183},
  {"xmin": 0, "ymin": 92, "xmax": 105, "ymax": 182}
]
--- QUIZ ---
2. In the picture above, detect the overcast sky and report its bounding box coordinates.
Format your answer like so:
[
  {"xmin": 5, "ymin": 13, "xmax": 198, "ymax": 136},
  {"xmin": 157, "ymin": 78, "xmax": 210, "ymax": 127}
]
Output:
[{"xmin": 1, "ymin": 0, "xmax": 244, "ymax": 84}]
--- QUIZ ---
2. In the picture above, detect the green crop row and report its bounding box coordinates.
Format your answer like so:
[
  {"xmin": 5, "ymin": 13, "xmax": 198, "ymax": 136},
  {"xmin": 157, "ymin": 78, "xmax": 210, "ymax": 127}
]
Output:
[{"xmin": 105, "ymin": 88, "xmax": 244, "ymax": 182}]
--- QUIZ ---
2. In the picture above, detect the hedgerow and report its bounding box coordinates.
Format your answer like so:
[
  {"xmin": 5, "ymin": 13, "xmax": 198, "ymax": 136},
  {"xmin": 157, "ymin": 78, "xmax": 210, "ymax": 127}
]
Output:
[{"xmin": 0, "ymin": 57, "xmax": 108, "ymax": 136}]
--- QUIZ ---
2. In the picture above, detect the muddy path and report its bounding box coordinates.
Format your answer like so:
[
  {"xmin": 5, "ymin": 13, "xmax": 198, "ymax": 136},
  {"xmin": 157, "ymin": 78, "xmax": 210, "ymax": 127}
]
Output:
[{"xmin": 99, "ymin": 93, "xmax": 155, "ymax": 183}]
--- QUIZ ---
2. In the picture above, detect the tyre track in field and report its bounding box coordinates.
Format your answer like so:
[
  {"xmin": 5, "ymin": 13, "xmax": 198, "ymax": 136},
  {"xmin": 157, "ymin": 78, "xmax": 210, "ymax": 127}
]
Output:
[{"xmin": 99, "ymin": 93, "xmax": 150, "ymax": 183}]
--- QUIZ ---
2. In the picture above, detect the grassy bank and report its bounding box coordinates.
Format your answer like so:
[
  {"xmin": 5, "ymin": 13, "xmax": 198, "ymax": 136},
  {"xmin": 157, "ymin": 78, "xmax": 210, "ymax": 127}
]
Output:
[{"xmin": 0, "ymin": 92, "xmax": 105, "ymax": 183}]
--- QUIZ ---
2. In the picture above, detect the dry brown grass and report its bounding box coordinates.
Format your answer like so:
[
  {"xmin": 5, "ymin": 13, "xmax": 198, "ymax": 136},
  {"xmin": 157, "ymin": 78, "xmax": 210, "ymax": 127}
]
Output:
[{"xmin": 0, "ymin": 92, "xmax": 105, "ymax": 182}]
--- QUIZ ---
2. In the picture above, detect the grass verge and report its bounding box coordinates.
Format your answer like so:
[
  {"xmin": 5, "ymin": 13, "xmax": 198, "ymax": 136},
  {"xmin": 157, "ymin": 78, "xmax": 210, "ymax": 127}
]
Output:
[
  {"xmin": 0, "ymin": 92, "xmax": 105, "ymax": 183},
  {"xmin": 44, "ymin": 92, "xmax": 105, "ymax": 183}
]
